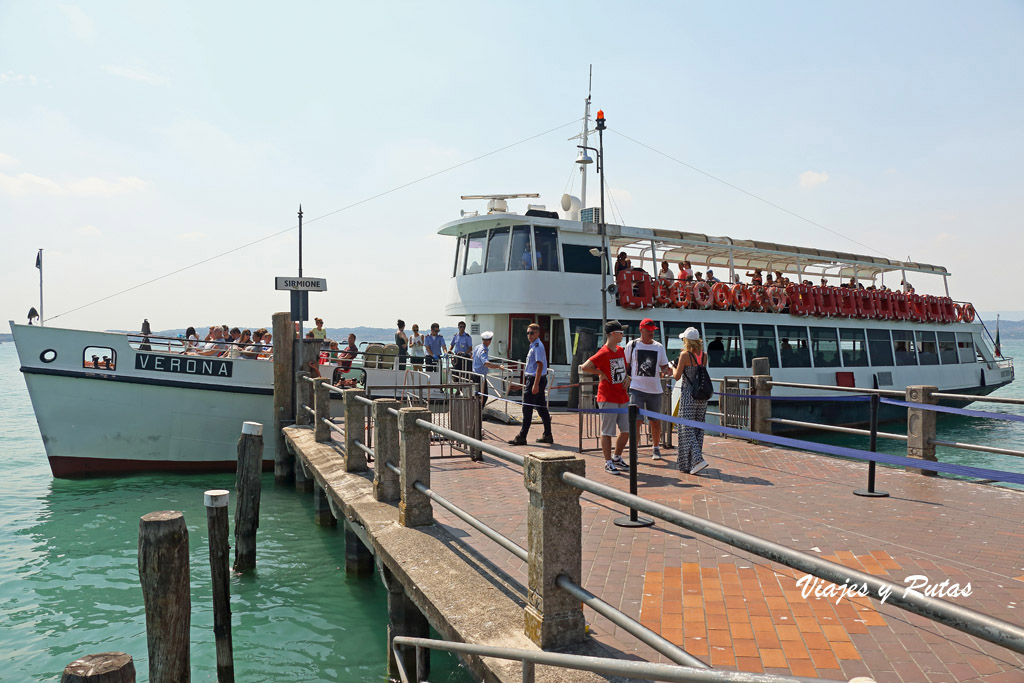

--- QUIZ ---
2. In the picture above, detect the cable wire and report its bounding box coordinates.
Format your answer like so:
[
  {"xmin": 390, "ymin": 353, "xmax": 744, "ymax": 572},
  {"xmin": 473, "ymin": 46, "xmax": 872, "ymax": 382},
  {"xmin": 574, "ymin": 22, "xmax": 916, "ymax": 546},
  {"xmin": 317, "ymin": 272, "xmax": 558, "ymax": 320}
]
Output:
[{"xmin": 47, "ymin": 118, "xmax": 583, "ymax": 322}]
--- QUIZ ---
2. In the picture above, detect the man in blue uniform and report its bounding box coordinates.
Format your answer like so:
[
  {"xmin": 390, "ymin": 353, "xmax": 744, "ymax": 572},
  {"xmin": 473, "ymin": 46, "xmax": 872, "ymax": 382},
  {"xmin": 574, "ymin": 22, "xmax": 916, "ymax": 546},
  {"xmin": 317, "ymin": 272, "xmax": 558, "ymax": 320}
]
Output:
[
  {"xmin": 450, "ymin": 321, "xmax": 474, "ymax": 376},
  {"xmin": 508, "ymin": 323, "xmax": 553, "ymax": 445},
  {"xmin": 473, "ymin": 331, "xmax": 503, "ymax": 408},
  {"xmin": 424, "ymin": 323, "xmax": 446, "ymax": 371}
]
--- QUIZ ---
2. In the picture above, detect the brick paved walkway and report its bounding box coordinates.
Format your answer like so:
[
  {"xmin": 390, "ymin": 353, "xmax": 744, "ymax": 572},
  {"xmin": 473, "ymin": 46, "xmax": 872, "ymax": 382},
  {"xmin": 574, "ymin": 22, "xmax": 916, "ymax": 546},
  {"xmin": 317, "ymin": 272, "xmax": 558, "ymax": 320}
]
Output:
[{"xmin": 421, "ymin": 411, "xmax": 1024, "ymax": 682}]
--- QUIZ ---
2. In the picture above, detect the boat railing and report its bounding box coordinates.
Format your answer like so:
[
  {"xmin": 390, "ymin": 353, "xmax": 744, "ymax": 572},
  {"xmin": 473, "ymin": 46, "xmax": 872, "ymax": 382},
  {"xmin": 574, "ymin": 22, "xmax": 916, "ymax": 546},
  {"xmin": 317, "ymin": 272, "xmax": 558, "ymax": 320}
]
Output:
[{"xmin": 123, "ymin": 333, "xmax": 274, "ymax": 360}]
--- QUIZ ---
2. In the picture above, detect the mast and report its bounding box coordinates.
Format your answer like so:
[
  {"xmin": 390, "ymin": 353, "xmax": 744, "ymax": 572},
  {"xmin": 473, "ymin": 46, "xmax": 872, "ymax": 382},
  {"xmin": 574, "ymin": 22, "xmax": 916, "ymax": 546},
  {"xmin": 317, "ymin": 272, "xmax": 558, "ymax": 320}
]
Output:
[{"xmin": 580, "ymin": 66, "xmax": 592, "ymax": 209}]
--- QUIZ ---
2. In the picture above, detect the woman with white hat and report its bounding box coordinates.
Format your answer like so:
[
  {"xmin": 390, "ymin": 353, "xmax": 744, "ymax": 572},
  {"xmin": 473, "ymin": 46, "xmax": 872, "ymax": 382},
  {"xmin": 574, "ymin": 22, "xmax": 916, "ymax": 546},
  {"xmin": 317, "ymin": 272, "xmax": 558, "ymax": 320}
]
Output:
[{"xmin": 672, "ymin": 327, "xmax": 710, "ymax": 475}]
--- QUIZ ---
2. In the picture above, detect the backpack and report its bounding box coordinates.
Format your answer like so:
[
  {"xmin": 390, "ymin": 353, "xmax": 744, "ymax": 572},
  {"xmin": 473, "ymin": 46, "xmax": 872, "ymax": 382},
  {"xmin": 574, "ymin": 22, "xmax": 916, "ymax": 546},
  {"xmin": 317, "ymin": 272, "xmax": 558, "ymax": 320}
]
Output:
[{"xmin": 687, "ymin": 352, "xmax": 714, "ymax": 401}]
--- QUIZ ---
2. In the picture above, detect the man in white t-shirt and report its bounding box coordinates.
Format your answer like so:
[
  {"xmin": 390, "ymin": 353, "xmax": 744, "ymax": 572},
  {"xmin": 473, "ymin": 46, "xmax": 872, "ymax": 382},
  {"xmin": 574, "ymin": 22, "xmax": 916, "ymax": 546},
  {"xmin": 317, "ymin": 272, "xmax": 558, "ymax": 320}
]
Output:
[{"xmin": 624, "ymin": 318, "xmax": 672, "ymax": 460}]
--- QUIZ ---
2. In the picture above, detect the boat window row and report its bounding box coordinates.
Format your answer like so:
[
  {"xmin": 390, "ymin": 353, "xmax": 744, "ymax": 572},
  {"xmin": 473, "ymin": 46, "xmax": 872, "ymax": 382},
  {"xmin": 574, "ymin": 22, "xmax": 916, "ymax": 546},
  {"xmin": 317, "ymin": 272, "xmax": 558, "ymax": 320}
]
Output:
[
  {"xmin": 568, "ymin": 320, "xmax": 978, "ymax": 370},
  {"xmin": 454, "ymin": 226, "xmax": 606, "ymax": 277}
]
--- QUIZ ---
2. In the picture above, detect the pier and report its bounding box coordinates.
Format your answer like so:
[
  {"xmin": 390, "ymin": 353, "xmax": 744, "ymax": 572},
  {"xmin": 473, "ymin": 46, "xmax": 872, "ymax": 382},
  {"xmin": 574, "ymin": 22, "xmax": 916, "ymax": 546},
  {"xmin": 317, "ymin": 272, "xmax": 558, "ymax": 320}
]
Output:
[{"xmin": 277, "ymin": 372, "xmax": 1024, "ymax": 682}]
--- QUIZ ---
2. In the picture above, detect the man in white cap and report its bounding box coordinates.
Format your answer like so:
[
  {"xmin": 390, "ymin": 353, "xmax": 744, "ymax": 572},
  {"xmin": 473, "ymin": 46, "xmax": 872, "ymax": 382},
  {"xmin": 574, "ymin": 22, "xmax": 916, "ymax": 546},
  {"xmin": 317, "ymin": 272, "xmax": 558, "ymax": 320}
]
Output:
[{"xmin": 473, "ymin": 331, "xmax": 503, "ymax": 408}]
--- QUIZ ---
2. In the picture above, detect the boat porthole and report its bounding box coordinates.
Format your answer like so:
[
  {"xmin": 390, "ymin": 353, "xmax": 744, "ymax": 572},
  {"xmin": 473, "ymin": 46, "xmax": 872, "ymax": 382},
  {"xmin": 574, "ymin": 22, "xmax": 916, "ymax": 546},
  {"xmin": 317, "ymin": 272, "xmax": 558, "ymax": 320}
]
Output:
[{"xmin": 40, "ymin": 349, "xmax": 57, "ymax": 363}]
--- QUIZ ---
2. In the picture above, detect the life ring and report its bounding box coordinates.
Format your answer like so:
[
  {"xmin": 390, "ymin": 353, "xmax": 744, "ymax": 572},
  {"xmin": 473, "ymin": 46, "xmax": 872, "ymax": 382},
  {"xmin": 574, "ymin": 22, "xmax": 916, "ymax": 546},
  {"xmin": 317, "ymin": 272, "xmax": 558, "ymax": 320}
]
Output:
[
  {"xmin": 961, "ymin": 303, "xmax": 976, "ymax": 323},
  {"xmin": 692, "ymin": 281, "xmax": 713, "ymax": 309},
  {"xmin": 731, "ymin": 284, "xmax": 752, "ymax": 310},
  {"xmin": 764, "ymin": 286, "xmax": 788, "ymax": 313},
  {"xmin": 747, "ymin": 285, "xmax": 765, "ymax": 312},
  {"xmin": 712, "ymin": 282, "xmax": 733, "ymax": 309},
  {"xmin": 952, "ymin": 303, "xmax": 964, "ymax": 322},
  {"xmin": 653, "ymin": 281, "xmax": 672, "ymax": 307},
  {"xmin": 672, "ymin": 281, "xmax": 692, "ymax": 308}
]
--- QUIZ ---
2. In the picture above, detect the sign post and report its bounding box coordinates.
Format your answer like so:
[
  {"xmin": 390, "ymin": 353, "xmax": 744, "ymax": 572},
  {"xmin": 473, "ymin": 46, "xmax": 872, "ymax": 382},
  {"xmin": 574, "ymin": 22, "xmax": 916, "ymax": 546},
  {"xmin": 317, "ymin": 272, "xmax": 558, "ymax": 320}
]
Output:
[{"xmin": 276, "ymin": 277, "xmax": 327, "ymax": 323}]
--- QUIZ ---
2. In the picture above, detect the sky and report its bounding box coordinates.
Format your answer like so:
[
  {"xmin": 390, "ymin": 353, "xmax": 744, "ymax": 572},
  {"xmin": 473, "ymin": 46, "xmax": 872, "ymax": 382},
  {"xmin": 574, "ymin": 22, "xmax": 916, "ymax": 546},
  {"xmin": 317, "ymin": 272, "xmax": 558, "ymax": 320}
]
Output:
[{"xmin": 2, "ymin": 1, "xmax": 1023, "ymax": 333}]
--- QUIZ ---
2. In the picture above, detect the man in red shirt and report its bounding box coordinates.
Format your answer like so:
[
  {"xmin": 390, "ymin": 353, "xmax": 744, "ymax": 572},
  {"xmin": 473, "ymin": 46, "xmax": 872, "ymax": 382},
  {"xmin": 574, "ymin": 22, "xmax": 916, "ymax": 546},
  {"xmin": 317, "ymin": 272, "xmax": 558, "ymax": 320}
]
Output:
[{"xmin": 579, "ymin": 320, "xmax": 631, "ymax": 475}]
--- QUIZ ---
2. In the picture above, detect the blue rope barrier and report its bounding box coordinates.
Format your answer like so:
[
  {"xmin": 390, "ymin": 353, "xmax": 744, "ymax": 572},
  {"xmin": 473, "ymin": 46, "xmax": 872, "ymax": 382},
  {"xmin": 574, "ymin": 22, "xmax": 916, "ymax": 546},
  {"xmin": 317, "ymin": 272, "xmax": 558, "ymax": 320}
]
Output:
[
  {"xmin": 574, "ymin": 407, "xmax": 631, "ymax": 415},
  {"xmin": 880, "ymin": 398, "xmax": 1024, "ymax": 423},
  {"xmin": 716, "ymin": 392, "xmax": 873, "ymax": 402},
  {"xmin": 636, "ymin": 408, "xmax": 1024, "ymax": 485}
]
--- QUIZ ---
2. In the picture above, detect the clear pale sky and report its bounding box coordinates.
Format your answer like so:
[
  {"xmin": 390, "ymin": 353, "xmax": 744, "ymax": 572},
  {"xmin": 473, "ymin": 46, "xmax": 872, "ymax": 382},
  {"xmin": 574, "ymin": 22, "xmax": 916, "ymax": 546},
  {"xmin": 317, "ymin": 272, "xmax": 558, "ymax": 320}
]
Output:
[{"xmin": 2, "ymin": 1, "xmax": 1022, "ymax": 332}]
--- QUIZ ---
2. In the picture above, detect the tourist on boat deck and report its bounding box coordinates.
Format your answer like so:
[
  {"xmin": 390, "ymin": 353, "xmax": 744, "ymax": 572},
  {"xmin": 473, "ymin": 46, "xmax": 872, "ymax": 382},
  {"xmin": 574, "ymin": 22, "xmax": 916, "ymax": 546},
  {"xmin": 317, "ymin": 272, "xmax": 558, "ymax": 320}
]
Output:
[
  {"xmin": 625, "ymin": 318, "xmax": 672, "ymax": 462},
  {"xmin": 764, "ymin": 273, "xmax": 774, "ymax": 286},
  {"xmin": 615, "ymin": 251, "xmax": 631, "ymax": 275},
  {"xmin": 450, "ymin": 321, "xmax": 474, "ymax": 375},
  {"xmin": 339, "ymin": 334, "xmax": 358, "ymax": 371},
  {"xmin": 259, "ymin": 332, "xmax": 273, "ymax": 360},
  {"xmin": 472, "ymin": 331, "xmax": 503, "ymax": 409},
  {"xmin": 732, "ymin": 274, "xmax": 741, "ymax": 284},
  {"xmin": 694, "ymin": 271, "xmax": 705, "ymax": 282},
  {"xmin": 199, "ymin": 326, "xmax": 227, "ymax": 356},
  {"xmin": 312, "ymin": 317, "xmax": 327, "ymax": 340},
  {"xmin": 424, "ymin": 323, "xmax": 446, "ymax": 371},
  {"xmin": 395, "ymin": 320, "xmax": 409, "ymax": 370},
  {"xmin": 184, "ymin": 326, "xmax": 199, "ymax": 353},
  {"xmin": 507, "ymin": 323, "xmax": 553, "ymax": 446},
  {"xmin": 408, "ymin": 324, "xmax": 425, "ymax": 370},
  {"xmin": 579, "ymin": 319, "xmax": 630, "ymax": 474},
  {"xmin": 657, "ymin": 260, "xmax": 674, "ymax": 283},
  {"xmin": 673, "ymin": 327, "xmax": 710, "ymax": 476},
  {"xmin": 746, "ymin": 269, "xmax": 763, "ymax": 286},
  {"xmin": 706, "ymin": 269, "xmax": 720, "ymax": 283},
  {"xmin": 678, "ymin": 260, "xmax": 692, "ymax": 281},
  {"xmin": 229, "ymin": 329, "xmax": 252, "ymax": 359}
]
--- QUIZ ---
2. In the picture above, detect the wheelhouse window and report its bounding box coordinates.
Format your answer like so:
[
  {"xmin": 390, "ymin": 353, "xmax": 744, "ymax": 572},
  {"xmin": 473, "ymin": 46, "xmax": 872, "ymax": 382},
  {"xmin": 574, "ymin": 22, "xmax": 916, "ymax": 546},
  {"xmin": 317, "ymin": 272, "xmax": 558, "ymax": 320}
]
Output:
[
  {"xmin": 839, "ymin": 329, "xmax": 868, "ymax": 367},
  {"xmin": 562, "ymin": 243, "xmax": 603, "ymax": 274},
  {"xmin": 741, "ymin": 324, "xmax": 778, "ymax": 367},
  {"xmin": 937, "ymin": 332, "xmax": 958, "ymax": 364},
  {"xmin": 892, "ymin": 330, "xmax": 918, "ymax": 366},
  {"xmin": 809, "ymin": 327, "xmax": 840, "ymax": 367},
  {"xmin": 550, "ymin": 318, "xmax": 568, "ymax": 366},
  {"xmin": 509, "ymin": 225, "xmax": 533, "ymax": 271},
  {"xmin": 777, "ymin": 325, "xmax": 811, "ymax": 368},
  {"xmin": 916, "ymin": 331, "xmax": 939, "ymax": 366},
  {"xmin": 665, "ymin": 321, "xmax": 702, "ymax": 358},
  {"xmin": 533, "ymin": 226, "xmax": 559, "ymax": 272},
  {"xmin": 704, "ymin": 323, "xmax": 743, "ymax": 369},
  {"xmin": 84, "ymin": 346, "xmax": 116, "ymax": 370},
  {"xmin": 453, "ymin": 235, "xmax": 466, "ymax": 277},
  {"xmin": 485, "ymin": 227, "xmax": 509, "ymax": 272},
  {"xmin": 463, "ymin": 231, "xmax": 485, "ymax": 275},
  {"xmin": 867, "ymin": 329, "xmax": 894, "ymax": 367},
  {"xmin": 956, "ymin": 332, "xmax": 976, "ymax": 363}
]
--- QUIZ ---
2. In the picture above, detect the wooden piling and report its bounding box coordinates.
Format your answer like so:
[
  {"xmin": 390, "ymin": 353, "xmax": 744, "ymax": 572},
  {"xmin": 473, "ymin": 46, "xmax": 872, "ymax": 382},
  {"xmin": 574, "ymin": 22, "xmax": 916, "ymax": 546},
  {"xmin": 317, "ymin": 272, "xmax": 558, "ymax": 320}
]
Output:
[
  {"xmin": 205, "ymin": 489, "xmax": 234, "ymax": 682},
  {"xmin": 272, "ymin": 311, "xmax": 295, "ymax": 484},
  {"xmin": 234, "ymin": 421, "xmax": 263, "ymax": 573},
  {"xmin": 138, "ymin": 511, "xmax": 190, "ymax": 683},
  {"xmin": 61, "ymin": 653, "xmax": 136, "ymax": 683}
]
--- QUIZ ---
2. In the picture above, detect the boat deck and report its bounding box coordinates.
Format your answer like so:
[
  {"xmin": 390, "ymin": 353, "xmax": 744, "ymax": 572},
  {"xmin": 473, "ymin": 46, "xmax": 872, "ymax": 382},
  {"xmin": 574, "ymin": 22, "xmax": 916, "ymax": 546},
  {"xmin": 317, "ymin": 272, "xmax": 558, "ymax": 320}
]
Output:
[{"xmin": 425, "ymin": 412, "xmax": 1024, "ymax": 682}]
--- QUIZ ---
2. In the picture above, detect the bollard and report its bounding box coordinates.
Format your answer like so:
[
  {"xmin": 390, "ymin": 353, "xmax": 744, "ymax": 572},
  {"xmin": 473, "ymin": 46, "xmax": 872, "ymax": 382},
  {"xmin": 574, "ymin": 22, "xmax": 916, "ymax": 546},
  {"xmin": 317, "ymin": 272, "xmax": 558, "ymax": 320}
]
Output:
[
  {"xmin": 313, "ymin": 377, "xmax": 331, "ymax": 443},
  {"xmin": 138, "ymin": 511, "xmax": 190, "ymax": 683},
  {"xmin": 343, "ymin": 389, "xmax": 369, "ymax": 473},
  {"xmin": 384, "ymin": 567, "xmax": 430, "ymax": 680},
  {"xmin": 397, "ymin": 407, "xmax": 432, "ymax": 527},
  {"xmin": 204, "ymin": 490, "xmax": 234, "ymax": 682},
  {"xmin": 523, "ymin": 451, "xmax": 586, "ymax": 649},
  {"xmin": 234, "ymin": 422, "xmax": 263, "ymax": 572},
  {"xmin": 313, "ymin": 481, "xmax": 336, "ymax": 527},
  {"xmin": 272, "ymin": 312, "xmax": 295, "ymax": 484},
  {"xmin": 373, "ymin": 399, "xmax": 401, "ymax": 502},
  {"xmin": 906, "ymin": 385, "xmax": 938, "ymax": 476},
  {"xmin": 854, "ymin": 395, "xmax": 890, "ymax": 498},
  {"xmin": 295, "ymin": 371, "xmax": 312, "ymax": 426},
  {"xmin": 61, "ymin": 653, "xmax": 136, "ymax": 683}
]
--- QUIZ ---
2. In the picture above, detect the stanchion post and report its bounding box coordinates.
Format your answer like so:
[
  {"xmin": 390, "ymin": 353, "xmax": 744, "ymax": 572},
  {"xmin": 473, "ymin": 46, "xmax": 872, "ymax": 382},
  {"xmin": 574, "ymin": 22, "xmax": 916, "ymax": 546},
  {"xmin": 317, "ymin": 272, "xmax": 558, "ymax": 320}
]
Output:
[
  {"xmin": 373, "ymin": 399, "xmax": 401, "ymax": 502},
  {"xmin": 343, "ymin": 389, "xmax": 369, "ymax": 473},
  {"xmin": 397, "ymin": 407, "xmax": 432, "ymax": 527},
  {"xmin": 854, "ymin": 394, "xmax": 889, "ymax": 498},
  {"xmin": 204, "ymin": 489, "xmax": 234, "ymax": 682},
  {"xmin": 907, "ymin": 384, "xmax": 938, "ymax": 476},
  {"xmin": 615, "ymin": 404, "xmax": 654, "ymax": 528},
  {"xmin": 234, "ymin": 422, "xmax": 263, "ymax": 573},
  {"xmin": 313, "ymin": 377, "xmax": 331, "ymax": 443},
  {"xmin": 138, "ymin": 511, "xmax": 190, "ymax": 683}
]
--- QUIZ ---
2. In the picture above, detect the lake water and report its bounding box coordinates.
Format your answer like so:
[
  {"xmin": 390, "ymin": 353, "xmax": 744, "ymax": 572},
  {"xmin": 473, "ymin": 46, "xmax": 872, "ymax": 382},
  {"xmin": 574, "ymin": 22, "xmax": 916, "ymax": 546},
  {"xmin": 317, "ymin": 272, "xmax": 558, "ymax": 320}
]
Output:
[{"xmin": 0, "ymin": 343, "xmax": 470, "ymax": 682}]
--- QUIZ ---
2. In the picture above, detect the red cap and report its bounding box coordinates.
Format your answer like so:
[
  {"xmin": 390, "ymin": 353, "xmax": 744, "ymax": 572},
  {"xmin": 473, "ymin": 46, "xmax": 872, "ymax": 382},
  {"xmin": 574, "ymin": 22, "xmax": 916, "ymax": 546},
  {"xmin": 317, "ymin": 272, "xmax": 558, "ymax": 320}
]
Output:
[{"xmin": 639, "ymin": 318, "xmax": 657, "ymax": 330}]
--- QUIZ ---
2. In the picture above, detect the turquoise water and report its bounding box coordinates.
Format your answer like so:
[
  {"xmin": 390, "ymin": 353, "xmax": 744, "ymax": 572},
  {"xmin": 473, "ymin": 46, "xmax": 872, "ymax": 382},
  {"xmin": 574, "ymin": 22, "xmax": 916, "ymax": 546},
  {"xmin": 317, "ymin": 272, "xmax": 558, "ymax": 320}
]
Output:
[
  {"xmin": 0, "ymin": 344, "xmax": 470, "ymax": 682},
  {"xmin": 800, "ymin": 339, "xmax": 1024, "ymax": 489}
]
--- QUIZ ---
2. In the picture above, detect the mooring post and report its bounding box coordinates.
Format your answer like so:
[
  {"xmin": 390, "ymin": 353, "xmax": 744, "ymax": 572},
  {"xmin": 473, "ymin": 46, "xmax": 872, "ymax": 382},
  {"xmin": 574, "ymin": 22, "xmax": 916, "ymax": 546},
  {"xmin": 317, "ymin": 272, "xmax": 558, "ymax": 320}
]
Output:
[
  {"xmin": 234, "ymin": 422, "xmax": 263, "ymax": 573},
  {"xmin": 61, "ymin": 653, "xmax": 136, "ymax": 683},
  {"xmin": 295, "ymin": 371, "xmax": 312, "ymax": 426},
  {"xmin": 272, "ymin": 311, "xmax": 295, "ymax": 484},
  {"xmin": 313, "ymin": 481, "xmax": 336, "ymax": 527},
  {"xmin": 523, "ymin": 451, "xmax": 586, "ymax": 649},
  {"xmin": 313, "ymin": 377, "xmax": 331, "ymax": 443},
  {"xmin": 345, "ymin": 524, "xmax": 373, "ymax": 577},
  {"xmin": 397, "ymin": 407, "xmax": 432, "ymax": 527},
  {"xmin": 373, "ymin": 399, "xmax": 401, "ymax": 502},
  {"xmin": 343, "ymin": 389, "xmax": 369, "ymax": 473},
  {"xmin": 383, "ymin": 566, "xmax": 430, "ymax": 680},
  {"xmin": 138, "ymin": 511, "xmax": 190, "ymax": 683},
  {"xmin": 203, "ymin": 490, "xmax": 234, "ymax": 683},
  {"xmin": 750, "ymin": 357, "xmax": 772, "ymax": 435},
  {"xmin": 906, "ymin": 384, "xmax": 938, "ymax": 476},
  {"xmin": 294, "ymin": 452, "xmax": 313, "ymax": 493}
]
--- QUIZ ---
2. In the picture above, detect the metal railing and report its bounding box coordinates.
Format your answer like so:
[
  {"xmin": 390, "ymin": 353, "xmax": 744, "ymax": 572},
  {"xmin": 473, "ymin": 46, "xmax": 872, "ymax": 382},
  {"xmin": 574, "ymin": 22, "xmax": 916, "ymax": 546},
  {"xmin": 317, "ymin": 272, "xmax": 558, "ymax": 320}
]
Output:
[{"xmin": 577, "ymin": 377, "xmax": 674, "ymax": 453}]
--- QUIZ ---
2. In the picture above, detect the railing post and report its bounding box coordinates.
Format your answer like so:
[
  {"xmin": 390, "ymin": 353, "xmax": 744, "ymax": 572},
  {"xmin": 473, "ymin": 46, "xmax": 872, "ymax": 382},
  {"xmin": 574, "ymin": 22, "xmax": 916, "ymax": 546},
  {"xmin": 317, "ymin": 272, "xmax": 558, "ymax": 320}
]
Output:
[
  {"xmin": 295, "ymin": 372, "xmax": 311, "ymax": 426},
  {"xmin": 750, "ymin": 357, "xmax": 772, "ymax": 435},
  {"xmin": 906, "ymin": 384, "xmax": 938, "ymax": 476},
  {"xmin": 272, "ymin": 311, "xmax": 295, "ymax": 484},
  {"xmin": 398, "ymin": 407, "xmax": 432, "ymax": 527},
  {"xmin": 313, "ymin": 378, "xmax": 331, "ymax": 443},
  {"xmin": 373, "ymin": 399, "xmax": 401, "ymax": 502},
  {"xmin": 343, "ymin": 389, "xmax": 369, "ymax": 473},
  {"xmin": 523, "ymin": 451, "xmax": 586, "ymax": 649}
]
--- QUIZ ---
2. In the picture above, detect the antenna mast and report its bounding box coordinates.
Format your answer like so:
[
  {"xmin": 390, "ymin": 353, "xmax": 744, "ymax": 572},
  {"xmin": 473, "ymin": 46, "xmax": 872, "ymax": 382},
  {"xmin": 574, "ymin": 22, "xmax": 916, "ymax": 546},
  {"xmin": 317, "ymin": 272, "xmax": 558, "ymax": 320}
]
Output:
[{"xmin": 580, "ymin": 65, "xmax": 592, "ymax": 209}]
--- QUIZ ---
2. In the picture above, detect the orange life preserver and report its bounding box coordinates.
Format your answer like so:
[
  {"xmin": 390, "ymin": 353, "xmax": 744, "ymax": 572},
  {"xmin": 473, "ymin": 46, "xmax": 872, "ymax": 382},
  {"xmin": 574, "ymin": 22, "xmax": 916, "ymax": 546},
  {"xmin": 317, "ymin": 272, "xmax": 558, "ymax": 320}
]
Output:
[
  {"xmin": 747, "ymin": 285, "xmax": 765, "ymax": 312},
  {"xmin": 731, "ymin": 284, "xmax": 752, "ymax": 310},
  {"xmin": 815, "ymin": 286, "xmax": 838, "ymax": 317},
  {"xmin": 671, "ymin": 281, "xmax": 692, "ymax": 308},
  {"xmin": 891, "ymin": 292, "xmax": 910, "ymax": 321},
  {"xmin": 952, "ymin": 303, "xmax": 963, "ymax": 322},
  {"xmin": 872, "ymin": 291, "xmax": 893, "ymax": 320},
  {"xmin": 834, "ymin": 287, "xmax": 855, "ymax": 318},
  {"xmin": 925, "ymin": 295, "xmax": 941, "ymax": 323},
  {"xmin": 907, "ymin": 294, "xmax": 927, "ymax": 322},
  {"xmin": 854, "ymin": 289, "xmax": 874, "ymax": 318},
  {"xmin": 712, "ymin": 282, "xmax": 733, "ymax": 309},
  {"xmin": 938, "ymin": 297, "xmax": 955, "ymax": 323},
  {"xmin": 961, "ymin": 303, "xmax": 976, "ymax": 323},
  {"xmin": 653, "ymin": 280, "xmax": 672, "ymax": 307},
  {"xmin": 692, "ymin": 281, "xmax": 713, "ymax": 309},
  {"xmin": 616, "ymin": 269, "xmax": 655, "ymax": 309},
  {"xmin": 764, "ymin": 286, "xmax": 788, "ymax": 313},
  {"xmin": 786, "ymin": 284, "xmax": 811, "ymax": 315}
]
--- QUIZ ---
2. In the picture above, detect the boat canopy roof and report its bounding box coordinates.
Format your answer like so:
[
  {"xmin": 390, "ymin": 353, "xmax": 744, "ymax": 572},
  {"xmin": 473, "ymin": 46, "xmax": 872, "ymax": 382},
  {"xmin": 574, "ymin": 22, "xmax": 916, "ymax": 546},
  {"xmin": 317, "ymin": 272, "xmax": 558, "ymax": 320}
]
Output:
[{"xmin": 439, "ymin": 213, "xmax": 950, "ymax": 279}]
